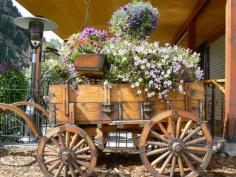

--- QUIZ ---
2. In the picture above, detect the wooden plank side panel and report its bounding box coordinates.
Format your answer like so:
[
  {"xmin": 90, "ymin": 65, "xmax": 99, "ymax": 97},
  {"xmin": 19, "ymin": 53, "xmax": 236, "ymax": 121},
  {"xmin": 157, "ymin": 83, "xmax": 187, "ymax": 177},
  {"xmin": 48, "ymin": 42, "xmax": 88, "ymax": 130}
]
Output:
[
  {"xmin": 122, "ymin": 102, "xmax": 141, "ymax": 120},
  {"xmin": 49, "ymin": 83, "xmax": 204, "ymax": 124},
  {"xmin": 49, "ymin": 85, "xmax": 63, "ymax": 103},
  {"xmin": 111, "ymin": 85, "xmax": 145, "ymax": 102}
]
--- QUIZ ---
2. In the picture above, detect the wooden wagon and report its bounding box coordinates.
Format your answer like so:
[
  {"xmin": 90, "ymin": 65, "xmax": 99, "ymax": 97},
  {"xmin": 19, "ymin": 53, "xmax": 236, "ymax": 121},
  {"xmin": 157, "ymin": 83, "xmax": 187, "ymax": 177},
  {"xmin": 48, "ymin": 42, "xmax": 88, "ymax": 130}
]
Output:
[
  {"xmin": 35, "ymin": 81, "xmax": 212, "ymax": 177},
  {"xmin": 0, "ymin": 81, "xmax": 213, "ymax": 177}
]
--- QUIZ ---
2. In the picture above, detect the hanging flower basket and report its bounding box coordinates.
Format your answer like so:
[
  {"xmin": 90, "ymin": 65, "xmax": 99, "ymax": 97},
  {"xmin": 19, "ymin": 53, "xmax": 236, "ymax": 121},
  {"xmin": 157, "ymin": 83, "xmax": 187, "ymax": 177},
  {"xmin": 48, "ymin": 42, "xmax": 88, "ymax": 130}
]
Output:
[
  {"xmin": 74, "ymin": 54, "xmax": 106, "ymax": 78},
  {"xmin": 61, "ymin": 27, "xmax": 108, "ymax": 79}
]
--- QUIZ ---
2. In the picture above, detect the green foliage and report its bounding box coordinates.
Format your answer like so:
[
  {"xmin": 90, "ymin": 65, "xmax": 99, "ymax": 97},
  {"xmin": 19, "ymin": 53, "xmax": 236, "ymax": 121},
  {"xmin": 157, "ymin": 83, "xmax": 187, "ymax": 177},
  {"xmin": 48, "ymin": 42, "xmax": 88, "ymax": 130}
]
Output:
[
  {"xmin": 43, "ymin": 38, "xmax": 63, "ymax": 60},
  {"xmin": 41, "ymin": 59, "xmax": 71, "ymax": 94},
  {"xmin": 0, "ymin": 69, "xmax": 29, "ymax": 103}
]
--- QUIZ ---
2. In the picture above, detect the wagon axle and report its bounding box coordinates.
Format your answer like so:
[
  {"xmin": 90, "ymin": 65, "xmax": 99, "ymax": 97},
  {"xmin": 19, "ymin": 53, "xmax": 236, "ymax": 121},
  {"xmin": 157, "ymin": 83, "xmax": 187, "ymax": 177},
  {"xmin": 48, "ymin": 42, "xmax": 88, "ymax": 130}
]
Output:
[{"xmin": 171, "ymin": 141, "xmax": 184, "ymax": 153}]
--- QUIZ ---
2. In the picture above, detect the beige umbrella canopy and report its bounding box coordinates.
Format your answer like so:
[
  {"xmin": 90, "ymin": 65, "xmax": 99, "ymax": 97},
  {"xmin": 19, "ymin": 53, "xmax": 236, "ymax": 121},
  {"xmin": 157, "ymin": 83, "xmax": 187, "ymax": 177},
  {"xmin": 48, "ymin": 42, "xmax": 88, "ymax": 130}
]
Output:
[{"xmin": 17, "ymin": 0, "xmax": 225, "ymax": 47}]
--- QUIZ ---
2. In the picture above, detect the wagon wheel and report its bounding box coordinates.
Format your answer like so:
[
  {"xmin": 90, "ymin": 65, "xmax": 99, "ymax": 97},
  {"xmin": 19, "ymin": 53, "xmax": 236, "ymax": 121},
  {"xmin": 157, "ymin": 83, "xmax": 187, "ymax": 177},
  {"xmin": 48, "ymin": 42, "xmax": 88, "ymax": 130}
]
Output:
[
  {"xmin": 139, "ymin": 110, "xmax": 213, "ymax": 177},
  {"xmin": 37, "ymin": 125, "xmax": 97, "ymax": 177}
]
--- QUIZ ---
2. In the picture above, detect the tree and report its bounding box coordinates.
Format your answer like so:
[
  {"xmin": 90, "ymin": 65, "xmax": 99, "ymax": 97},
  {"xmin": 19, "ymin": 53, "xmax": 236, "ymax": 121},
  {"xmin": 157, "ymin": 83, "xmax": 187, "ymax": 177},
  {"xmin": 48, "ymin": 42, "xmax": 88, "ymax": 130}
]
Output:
[{"xmin": 0, "ymin": 0, "xmax": 29, "ymax": 70}]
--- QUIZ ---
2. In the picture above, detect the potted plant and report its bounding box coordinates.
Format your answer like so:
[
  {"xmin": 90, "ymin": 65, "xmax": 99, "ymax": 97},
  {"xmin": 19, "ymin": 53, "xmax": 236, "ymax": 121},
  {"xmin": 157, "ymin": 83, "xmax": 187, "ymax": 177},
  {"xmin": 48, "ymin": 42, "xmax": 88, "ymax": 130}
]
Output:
[
  {"xmin": 104, "ymin": 0, "xmax": 203, "ymax": 100},
  {"xmin": 104, "ymin": 40, "xmax": 203, "ymax": 99},
  {"xmin": 109, "ymin": 0, "xmax": 159, "ymax": 40},
  {"xmin": 62, "ymin": 27, "xmax": 108, "ymax": 78}
]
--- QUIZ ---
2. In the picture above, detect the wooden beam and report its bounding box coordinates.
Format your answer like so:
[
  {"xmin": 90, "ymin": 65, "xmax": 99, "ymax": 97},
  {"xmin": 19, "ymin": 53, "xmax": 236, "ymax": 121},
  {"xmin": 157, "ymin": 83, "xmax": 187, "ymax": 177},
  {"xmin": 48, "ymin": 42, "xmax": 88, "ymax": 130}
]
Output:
[
  {"xmin": 225, "ymin": 0, "xmax": 236, "ymax": 141},
  {"xmin": 187, "ymin": 20, "xmax": 197, "ymax": 50},
  {"xmin": 171, "ymin": 0, "xmax": 209, "ymax": 44}
]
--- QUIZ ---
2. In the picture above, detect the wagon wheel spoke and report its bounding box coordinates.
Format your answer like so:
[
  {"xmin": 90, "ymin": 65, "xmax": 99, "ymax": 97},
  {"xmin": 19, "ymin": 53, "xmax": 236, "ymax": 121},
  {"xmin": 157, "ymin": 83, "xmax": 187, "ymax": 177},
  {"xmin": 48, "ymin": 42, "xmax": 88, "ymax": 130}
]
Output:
[
  {"xmin": 183, "ymin": 126, "xmax": 201, "ymax": 142},
  {"xmin": 43, "ymin": 151, "xmax": 58, "ymax": 156},
  {"xmin": 51, "ymin": 137, "xmax": 61, "ymax": 149},
  {"xmin": 58, "ymin": 132, "xmax": 66, "ymax": 148},
  {"xmin": 186, "ymin": 146, "xmax": 208, "ymax": 153},
  {"xmin": 159, "ymin": 153, "xmax": 173, "ymax": 174},
  {"xmin": 176, "ymin": 117, "xmax": 182, "ymax": 139},
  {"xmin": 76, "ymin": 160, "xmax": 90, "ymax": 168},
  {"xmin": 181, "ymin": 153, "xmax": 195, "ymax": 172},
  {"xmin": 70, "ymin": 133, "xmax": 79, "ymax": 149},
  {"xmin": 180, "ymin": 120, "xmax": 193, "ymax": 139},
  {"xmin": 76, "ymin": 155, "xmax": 92, "ymax": 160},
  {"xmin": 69, "ymin": 164, "xmax": 76, "ymax": 177},
  {"xmin": 146, "ymin": 141, "xmax": 168, "ymax": 147},
  {"xmin": 45, "ymin": 157, "xmax": 60, "ymax": 165},
  {"xmin": 73, "ymin": 139, "xmax": 86, "ymax": 151},
  {"xmin": 66, "ymin": 131, "xmax": 70, "ymax": 148},
  {"xmin": 151, "ymin": 151, "xmax": 170, "ymax": 167},
  {"xmin": 64, "ymin": 165, "xmax": 69, "ymax": 177},
  {"xmin": 54, "ymin": 162, "xmax": 64, "ymax": 177},
  {"xmin": 72, "ymin": 161, "xmax": 84, "ymax": 175},
  {"xmin": 177, "ymin": 155, "xmax": 185, "ymax": 177},
  {"xmin": 158, "ymin": 122, "xmax": 171, "ymax": 139},
  {"xmin": 140, "ymin": 110, "xmax": 213, "ymax": 177},
  {"xmin": 185, "ymin": 137, "xmax": 206, "ymax": 146},
  {"xmin": 186, "ymin": 151, "xmax": 203, "ymax": 164},
  {"xmin": 75, "ymin": 146, "xmax": 90, "ymax": 155},
  {"xmin": 147, "ymin": 147, "xmax": 169, "ymax": 156},
  {"xmin": 48, "ymin": 161, "xmax": 61, "ymax": 172},
  {"xmin": 37, "ymin": 125, "xmax": 97, "ymax": 177},
  {"xmin": 149, "ymin": 130, "xmax": 168, "ymax": 142},
  {"xmin": 46, "ymin": 144, "xmax": 59, "ymax": 153},
  {"xmin": 170, "ymin": 155, "xmax": 176, "ymax": 177},
  {"xmin": 167, "ymin": 117, "xmax": 175, "ymax": 139}
]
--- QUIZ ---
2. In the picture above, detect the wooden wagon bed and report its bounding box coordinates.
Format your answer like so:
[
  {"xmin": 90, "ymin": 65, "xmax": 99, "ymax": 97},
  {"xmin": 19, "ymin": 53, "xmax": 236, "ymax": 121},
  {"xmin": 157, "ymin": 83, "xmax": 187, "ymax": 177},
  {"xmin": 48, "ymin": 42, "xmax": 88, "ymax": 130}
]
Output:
[{"xmin": 48, "ymin": 82, "xmax": 204, "ymax": 125}]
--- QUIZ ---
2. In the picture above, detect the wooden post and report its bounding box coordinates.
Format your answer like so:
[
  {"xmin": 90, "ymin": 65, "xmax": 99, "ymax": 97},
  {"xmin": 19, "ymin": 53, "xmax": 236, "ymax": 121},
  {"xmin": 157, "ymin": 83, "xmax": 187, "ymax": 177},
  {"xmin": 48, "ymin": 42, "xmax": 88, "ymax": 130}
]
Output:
[
  {"xmin": 33, "ymin": 46, "xmax": 42, "ymax": 103},
  {"xmin": 211, "ymin": 84, "xmax": 216, "ymax": 138},
  {"xmin": 225, "ymin": 0, "xmax": 236, "ymax": 141}
]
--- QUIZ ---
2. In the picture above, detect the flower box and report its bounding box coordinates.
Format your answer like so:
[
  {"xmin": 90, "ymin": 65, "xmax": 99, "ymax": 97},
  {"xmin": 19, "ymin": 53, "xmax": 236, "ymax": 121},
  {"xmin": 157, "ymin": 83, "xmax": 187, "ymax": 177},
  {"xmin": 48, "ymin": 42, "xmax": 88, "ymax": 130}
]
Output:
[{"xmin": 74, "ymin": 54, "xmax": 106, "ymax": 78}]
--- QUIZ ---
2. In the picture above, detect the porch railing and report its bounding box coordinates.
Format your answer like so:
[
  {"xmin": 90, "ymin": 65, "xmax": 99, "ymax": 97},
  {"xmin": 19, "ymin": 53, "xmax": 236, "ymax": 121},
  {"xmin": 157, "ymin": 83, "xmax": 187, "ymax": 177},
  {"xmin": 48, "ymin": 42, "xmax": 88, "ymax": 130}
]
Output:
[{"xmin": 203, "ymin": 79, "xmax": 225, "ymax": 138}]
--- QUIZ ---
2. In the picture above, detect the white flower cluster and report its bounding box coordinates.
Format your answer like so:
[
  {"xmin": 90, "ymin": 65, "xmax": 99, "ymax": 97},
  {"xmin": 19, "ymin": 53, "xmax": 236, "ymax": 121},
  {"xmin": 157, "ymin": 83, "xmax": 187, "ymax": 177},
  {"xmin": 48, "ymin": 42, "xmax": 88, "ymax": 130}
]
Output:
[{"xmin": 104, "ymin": 40, "xmax": 203, "ymax": 100}]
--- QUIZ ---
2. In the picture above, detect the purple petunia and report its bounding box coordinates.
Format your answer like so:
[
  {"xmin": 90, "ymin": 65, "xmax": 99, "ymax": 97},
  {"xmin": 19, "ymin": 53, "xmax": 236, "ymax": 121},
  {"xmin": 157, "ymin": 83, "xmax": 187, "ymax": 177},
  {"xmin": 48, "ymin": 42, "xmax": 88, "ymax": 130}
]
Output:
[
  {"xmin": 109, "ymin": 1, "xmax": 159, "ymax": 40},
  {"xmin": 0, "ymin": 64, "xmax": 8, "ymax": 73},
  {"xmin": 79, "ymin": 27, "xmax": 108, "ymax": 41}
]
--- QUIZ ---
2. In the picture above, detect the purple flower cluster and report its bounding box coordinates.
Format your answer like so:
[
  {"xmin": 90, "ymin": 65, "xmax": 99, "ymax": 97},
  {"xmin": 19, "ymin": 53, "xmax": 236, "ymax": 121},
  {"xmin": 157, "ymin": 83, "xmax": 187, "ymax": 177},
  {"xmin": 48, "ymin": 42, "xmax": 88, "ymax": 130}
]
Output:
[
  {"xmin": 79, "ymin": 27, "xmax": 108, "ymax": 41},
  {"xmin": 0, "ymin": 64, "xmax": 8, "ymax": 73},
  {"xmin": 109, "ymin": 1, "xmax": 159, "ymax": 40}
]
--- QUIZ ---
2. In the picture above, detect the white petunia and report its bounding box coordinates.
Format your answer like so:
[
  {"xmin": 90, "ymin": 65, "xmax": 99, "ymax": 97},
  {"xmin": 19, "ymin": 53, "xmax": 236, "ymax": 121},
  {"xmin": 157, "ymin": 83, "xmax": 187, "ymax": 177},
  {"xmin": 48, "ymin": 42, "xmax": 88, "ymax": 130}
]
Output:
[
  {"xmin": 135, "ymin": 82, "xmax": 140, "ymax": 87},
  {"xmin": 137, "ymin": 90, "xmax": 142, "ymax": 95},
  {"xmin": 149, "ymin": 80, "xmax": 154, "ymax": 85}
]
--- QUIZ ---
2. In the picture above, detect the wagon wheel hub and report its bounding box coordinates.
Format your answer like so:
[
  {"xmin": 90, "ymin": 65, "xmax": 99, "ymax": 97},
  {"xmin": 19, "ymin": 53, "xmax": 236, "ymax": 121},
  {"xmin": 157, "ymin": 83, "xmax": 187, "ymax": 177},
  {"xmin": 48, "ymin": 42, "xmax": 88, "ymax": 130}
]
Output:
[
  {"xmin": 60, "ymin": 149, "xmax": 75, "ymax": 164},
  {"xmin": 171, "ymin": 142, "xmax": 183, "ymax": 153}
]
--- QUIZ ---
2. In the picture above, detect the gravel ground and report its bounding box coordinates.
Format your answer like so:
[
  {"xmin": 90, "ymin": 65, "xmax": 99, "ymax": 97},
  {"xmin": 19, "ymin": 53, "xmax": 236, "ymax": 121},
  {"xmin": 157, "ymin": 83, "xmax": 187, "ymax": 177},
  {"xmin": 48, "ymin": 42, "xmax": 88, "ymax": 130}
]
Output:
[{"xmin": 0, "ymin": 150, "xmax": 235, "ymax": 177}]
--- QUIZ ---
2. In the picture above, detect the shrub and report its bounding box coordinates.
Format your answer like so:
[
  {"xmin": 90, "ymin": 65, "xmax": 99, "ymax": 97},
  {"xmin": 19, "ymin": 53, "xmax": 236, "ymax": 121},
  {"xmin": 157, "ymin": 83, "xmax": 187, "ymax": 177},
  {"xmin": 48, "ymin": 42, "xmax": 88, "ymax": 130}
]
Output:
[
  {"xmin": 41, "ymin": 59, "xmax": 71, "ymax": 93},
  {"xmin": 0, "ymin": 66, "xmax": 29, "ymax": 103}
]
